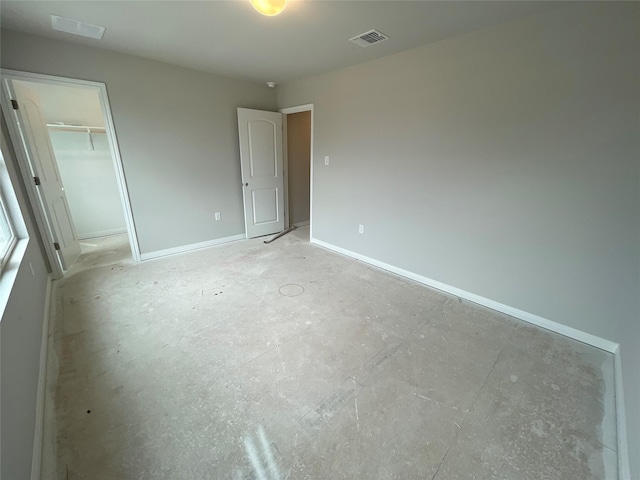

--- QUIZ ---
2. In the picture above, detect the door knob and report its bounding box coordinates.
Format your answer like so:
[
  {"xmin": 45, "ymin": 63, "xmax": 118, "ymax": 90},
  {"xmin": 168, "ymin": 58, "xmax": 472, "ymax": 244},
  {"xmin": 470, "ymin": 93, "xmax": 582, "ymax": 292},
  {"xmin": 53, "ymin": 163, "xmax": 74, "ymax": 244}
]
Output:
[{"xmin": 243, "ymin": 182, "xmax": 249, "ymax": 186}]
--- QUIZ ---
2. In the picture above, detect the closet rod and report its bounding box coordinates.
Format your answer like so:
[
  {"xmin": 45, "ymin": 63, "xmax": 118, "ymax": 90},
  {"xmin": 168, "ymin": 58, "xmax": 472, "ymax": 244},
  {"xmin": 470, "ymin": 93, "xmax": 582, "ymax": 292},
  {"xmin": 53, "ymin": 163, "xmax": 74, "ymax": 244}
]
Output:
[{"xmin": 46, "ymin": 124, "xmax": 106, "ymax": 133}]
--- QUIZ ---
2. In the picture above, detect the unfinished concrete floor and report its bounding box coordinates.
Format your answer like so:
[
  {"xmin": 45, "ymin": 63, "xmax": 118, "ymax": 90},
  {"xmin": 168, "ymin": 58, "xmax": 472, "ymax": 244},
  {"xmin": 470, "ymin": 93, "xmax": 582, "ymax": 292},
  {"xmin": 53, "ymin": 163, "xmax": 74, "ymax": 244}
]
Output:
[
  {"xmin": 41, "ymin": 227, "xmax": 618, "ymax": 479},
  {"xmin": 70, "ymin": 233, "xmax": 133, "ymax": 274}
]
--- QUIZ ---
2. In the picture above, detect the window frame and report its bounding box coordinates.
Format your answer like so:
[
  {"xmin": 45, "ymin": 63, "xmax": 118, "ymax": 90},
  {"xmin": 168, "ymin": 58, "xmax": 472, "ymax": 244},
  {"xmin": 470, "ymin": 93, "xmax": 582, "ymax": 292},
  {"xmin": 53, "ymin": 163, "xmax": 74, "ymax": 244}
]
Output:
[
  {"xmin": 0, "ymin": 138, "xmax": 20, "ymax": 274},
  {"xmin": 0, "ymin": 179, "xmax": 18, "ymax": 273}
]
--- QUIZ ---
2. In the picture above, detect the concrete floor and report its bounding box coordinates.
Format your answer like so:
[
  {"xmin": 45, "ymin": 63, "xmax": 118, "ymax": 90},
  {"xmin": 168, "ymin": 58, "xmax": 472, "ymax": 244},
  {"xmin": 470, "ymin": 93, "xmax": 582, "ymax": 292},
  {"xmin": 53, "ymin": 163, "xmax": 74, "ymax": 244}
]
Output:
[
  {"xmin": 70, "ymin": 234, "xmax": 133, "ymax": 274},
  {"xmin": 41, "ymin": 228, "xmax": 618, "ymax": 479}
]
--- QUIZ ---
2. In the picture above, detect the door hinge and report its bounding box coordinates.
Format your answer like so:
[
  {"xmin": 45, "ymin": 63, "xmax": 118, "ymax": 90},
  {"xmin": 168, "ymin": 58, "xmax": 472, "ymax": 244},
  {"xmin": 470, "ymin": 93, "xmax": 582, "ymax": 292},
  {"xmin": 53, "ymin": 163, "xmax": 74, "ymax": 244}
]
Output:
[
  {"xmin": 11, "ymin": 99, "xmax": 18, "ymax": 110},
  {"xmin": 53, "ymin": 242, "xmax": 61, "ymax": 251},
  {"xmin": 34, "ymin": 176, "xmax": 41, "ymax": 186}
]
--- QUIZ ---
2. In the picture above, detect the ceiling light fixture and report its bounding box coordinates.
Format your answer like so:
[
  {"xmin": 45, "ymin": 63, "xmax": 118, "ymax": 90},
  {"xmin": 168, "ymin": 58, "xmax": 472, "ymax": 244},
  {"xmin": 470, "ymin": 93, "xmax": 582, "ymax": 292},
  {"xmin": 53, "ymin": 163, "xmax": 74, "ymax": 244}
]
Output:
[
  {"xmin": 250, "ymin": 0, "xmax": 287, "ymax": 16},
  {"xmin": 266, "ymin": 82, "xmax": 276, "ymax": 88}
]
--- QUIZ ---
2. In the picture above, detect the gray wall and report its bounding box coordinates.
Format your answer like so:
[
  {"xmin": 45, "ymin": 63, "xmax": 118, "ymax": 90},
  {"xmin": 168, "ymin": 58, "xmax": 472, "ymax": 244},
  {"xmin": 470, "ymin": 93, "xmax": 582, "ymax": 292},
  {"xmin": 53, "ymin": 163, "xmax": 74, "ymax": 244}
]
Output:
[
  {"xmin": 286, "ymin": 111, "xmax": 311, "ymax": 225},
  {"xmin": 277, "ymin": 3, "xmax": 640, "ymax": 475},
  {"xmin": 50, "ymin": 131, "xmax": 127, "ymax": 239},
  {"xmin": 1, "ymin": 29, "xmax": 278, "ymax": 254},
  {"xmin": 1, "ymin": 117, "xmax": 51, "ymax": 480}
]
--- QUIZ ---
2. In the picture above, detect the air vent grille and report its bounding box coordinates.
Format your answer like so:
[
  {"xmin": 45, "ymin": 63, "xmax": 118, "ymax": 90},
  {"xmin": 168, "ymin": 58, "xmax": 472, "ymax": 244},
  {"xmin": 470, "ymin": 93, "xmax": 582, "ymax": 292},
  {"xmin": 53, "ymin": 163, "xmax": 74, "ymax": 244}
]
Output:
[
  {"xmin": 349, "ymin": 29, "xmax": 389, "ymax": 48},
  {"xmin": 51, "ymin": 15, "xmax": 105, "ymax": 39}
]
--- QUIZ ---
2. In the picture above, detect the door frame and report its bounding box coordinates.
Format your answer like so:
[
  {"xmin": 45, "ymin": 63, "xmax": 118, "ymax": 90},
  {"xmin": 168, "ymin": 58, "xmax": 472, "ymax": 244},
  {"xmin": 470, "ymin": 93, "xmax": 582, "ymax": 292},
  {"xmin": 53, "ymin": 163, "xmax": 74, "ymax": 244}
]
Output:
[
  {"xmin": 280, "ymin": 103, "xmax": 314, "ymax": 238},
  {"xmin": 0, "ymin": 69, "xmax": 141, "ymax": 278}
]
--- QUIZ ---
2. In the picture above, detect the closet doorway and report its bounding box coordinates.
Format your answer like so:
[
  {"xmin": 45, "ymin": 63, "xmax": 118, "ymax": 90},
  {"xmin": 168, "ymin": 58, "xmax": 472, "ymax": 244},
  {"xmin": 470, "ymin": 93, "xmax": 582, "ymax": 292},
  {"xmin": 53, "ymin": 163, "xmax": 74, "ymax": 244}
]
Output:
[{"xmin": 1, "ymin": 70, "xmax": 140, "ymax": 277}]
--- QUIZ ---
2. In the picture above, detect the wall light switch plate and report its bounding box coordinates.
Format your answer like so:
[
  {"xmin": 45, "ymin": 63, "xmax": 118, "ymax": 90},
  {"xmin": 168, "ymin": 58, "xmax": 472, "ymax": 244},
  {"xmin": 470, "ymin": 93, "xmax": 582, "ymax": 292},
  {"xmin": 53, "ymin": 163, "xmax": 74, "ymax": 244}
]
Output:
[
  {"xmin": 324, "ymin": 156, "xmax": 330, "ymax": 165},
  {"xmin": 215, "ymin": 212, "xmax": 221, "ymax": 221},
  {"xmin": 359, "ymin": 224, "xmax": 364, "ymax": 234}
]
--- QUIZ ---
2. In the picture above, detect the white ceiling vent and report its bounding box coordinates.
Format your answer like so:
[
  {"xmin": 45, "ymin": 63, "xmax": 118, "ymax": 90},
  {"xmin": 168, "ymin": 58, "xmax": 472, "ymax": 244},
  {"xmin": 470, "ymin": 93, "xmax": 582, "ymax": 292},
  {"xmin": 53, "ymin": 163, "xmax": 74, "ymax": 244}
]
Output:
[
  {"xmin": 348, "ymin": 29, "xmax": 389, "ymax": 48},
  {"xmin": 51, "ymin": 15, "xmax": 105, "ymax": 40}
]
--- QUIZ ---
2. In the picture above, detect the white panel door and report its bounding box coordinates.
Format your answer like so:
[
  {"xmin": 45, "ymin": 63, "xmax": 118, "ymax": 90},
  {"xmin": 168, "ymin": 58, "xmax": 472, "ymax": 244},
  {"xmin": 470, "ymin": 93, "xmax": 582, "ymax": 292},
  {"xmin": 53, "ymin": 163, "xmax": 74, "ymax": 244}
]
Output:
[
  {"xmin": 237, "ymin": 108, "xmax": 285, "ymax": 238},
  {"xmin": 12, "ymin": 82, "xmax": 81, "ymax": 269}
]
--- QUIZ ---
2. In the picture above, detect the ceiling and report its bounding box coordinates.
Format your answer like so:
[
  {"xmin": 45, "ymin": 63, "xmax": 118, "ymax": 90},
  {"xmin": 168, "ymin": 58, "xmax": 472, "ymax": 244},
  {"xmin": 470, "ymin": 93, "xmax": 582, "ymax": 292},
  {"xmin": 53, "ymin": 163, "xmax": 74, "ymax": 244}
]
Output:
[{"xmin": 1, "ymin": 1, "xmax": 559, "ymax": 84}]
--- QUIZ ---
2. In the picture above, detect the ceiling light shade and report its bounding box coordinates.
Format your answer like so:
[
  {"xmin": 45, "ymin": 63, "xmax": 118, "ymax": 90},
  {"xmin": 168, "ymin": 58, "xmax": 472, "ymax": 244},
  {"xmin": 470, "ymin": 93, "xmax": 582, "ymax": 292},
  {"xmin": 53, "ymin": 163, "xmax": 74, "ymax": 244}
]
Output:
[{"xmin": 250, "ymin": 0, "xmax": 287, "ymax": 16}]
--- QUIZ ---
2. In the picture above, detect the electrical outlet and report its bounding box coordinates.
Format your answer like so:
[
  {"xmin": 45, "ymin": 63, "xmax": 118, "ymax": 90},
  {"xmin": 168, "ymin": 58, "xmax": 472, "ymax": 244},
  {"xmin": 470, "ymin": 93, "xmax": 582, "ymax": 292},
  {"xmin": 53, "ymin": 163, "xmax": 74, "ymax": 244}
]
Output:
[
  {"xmin": 324, "ymin": 156, "xmax": 330, "ymax": 166},
  {"xmin": 215, "ymin": 212, "xmax": 221, "ymax": 221},
  {"xmin": 358, "ymin": 224, "xmax": 364, "ymax": 234}
]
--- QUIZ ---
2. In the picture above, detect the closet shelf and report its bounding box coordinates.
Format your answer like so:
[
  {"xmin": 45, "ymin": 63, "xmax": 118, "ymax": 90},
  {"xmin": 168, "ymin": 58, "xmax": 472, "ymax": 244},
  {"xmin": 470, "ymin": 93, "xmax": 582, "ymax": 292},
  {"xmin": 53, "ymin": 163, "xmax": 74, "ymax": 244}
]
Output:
[{"xmin": 47, "ymin": 124, "xmax": 106, "ymax": 133}]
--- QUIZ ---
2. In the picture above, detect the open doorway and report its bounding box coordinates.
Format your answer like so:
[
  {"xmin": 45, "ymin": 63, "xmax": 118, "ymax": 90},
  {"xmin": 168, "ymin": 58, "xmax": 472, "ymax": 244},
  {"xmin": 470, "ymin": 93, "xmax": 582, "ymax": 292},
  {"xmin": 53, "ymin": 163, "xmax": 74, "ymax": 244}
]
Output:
[
  {"xmin": 20, "ymin": 81, "xmax": 131, "ymax": 272},
  {"xmin": 282, "ymin": 104, "xmax": 313, "ymax": 240},
  {"xmin": 1, "ymin": 70, "xmax": 140, "ymax": 278}
]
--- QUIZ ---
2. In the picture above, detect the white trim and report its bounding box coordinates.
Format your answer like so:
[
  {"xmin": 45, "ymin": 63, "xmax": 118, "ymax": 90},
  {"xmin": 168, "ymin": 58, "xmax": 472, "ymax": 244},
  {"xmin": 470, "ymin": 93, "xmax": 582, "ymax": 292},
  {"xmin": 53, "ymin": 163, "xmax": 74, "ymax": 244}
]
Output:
[
  {"xmin": 78, "ymin": 228, "xmax": 127, "ymax": 240},
  {"xmin": 293, "ymin": 221, "xmax": 310, "ymax": 228},
  {"xmin": 0, "ymin": 69, "xmax": 142, "ymax": 268},
  {"xmin": 140, "ymin": 233, "xmax": 245, "ymax": 261},
  {"xmin": 310, "ymin": 237, "xmax": 632, "ymax": 476},
  {"xmin": 282, "ymin": 113, "xmax": 289, "ymax": 229},
  {"xmin": 0, "ymin": 188, "xmax": 18, "ymax": 273},
  {"xmin": 31, "ymin": 275, "xmax": 52, "ymax": 480},
  {"xmin": 0, "ymin": 239, "xmax": 29, "ymax": 315},
  {"xmin": 309, "ymin": 107, "xmax": 314, "ymax": 240},
  {"xmin": 310, "ymin": 237, "xmax": 618, "ymax": 353},
  {"xmin": 280, "ymin": 104, "xmax": 314, "ymax": 115},
  {"xmin": 279, "ymin": 104, "xmax": 314, "ymax": 239},
  {"xmin": 95, "ymin": 78, "xmax": 141, "ymax": 262},
  {"xmin": 614, "ymin": 345, "xmax": 631, "ymax": 480}
]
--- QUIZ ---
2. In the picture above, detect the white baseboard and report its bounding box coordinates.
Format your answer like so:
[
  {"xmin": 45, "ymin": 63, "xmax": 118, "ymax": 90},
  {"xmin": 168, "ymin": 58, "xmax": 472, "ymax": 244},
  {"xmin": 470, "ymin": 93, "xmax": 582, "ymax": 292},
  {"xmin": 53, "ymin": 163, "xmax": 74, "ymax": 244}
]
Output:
[
  {"xmin": 31, "ymin": 275, "xmax": 52, "ymax": 480},
  {"xmin": 293, "ymin": 221, "xmax": 310, "ymax": 228},
  {"xmin": 613, "ymin": 346, "xmax": 631, "ymax": 479},
  {"xmin": 310, "ymin": 238, "xmax": 618, "ymax": 353},
  {"xmin": 311, "ymin": 237, "xmax": 630, "ymax": 478},
  {"xmin": 311, "ymin": 237, "xmax": 631, "ymax": 477},
  {"xmin": 140, "ymin": 234, "xmax": 245, "ymax": 261},
  {"xmin": 78, "ymin": 228, "xmax": 127, "ymax": 240}
]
